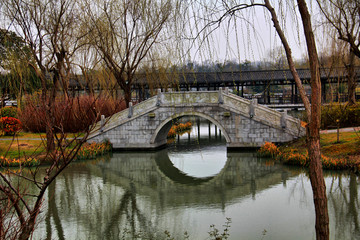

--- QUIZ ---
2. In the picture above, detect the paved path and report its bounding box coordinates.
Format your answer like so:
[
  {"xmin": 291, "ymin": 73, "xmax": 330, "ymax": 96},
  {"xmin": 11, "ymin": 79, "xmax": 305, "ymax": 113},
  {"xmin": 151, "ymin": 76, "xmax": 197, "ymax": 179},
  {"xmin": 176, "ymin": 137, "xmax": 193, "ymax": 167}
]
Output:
[
  {"xmin": 320, "ymin": 126, "xmax": 360, "ymax": 134},
  {"xmin": 0, "ymin": 138, "xmax": 44, "ymax": 141}
]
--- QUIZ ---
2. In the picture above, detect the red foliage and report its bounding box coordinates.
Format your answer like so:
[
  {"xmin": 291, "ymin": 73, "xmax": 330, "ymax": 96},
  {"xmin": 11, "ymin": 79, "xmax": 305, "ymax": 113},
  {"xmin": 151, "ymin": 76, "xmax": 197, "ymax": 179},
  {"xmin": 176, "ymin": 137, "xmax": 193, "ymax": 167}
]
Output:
[
  {"xmin": 18, "ymin": 95, "xmax": 126, "ymax": 133},
  {"xmin": 0, "ymin": 117, "xmax": 22, "ymax": 135}
]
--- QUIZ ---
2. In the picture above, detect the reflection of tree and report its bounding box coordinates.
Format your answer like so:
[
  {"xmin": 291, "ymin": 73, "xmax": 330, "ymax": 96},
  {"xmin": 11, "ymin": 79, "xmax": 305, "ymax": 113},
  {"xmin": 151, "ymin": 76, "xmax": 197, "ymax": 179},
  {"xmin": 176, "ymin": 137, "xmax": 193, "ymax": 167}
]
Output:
[
  {"xmin": 43, "ymin": 166, "xmax": 158, "ymax": 239},
  {"xmin": 102, "ymin": 183, "xmax": 156, "ymax": 239},
  {"xmin": 327, "ymin": 174, "xmax": 360, "ymax": 239},
  {"xmin": 46, "ymin": 179, "xmax": 65, "ymax": 240}
]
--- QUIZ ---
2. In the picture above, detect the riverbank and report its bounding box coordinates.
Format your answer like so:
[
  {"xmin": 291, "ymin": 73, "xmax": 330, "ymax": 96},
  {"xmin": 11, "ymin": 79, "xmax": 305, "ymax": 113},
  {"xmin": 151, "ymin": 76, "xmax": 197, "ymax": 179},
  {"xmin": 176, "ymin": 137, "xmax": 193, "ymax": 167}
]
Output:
[
  {"xmin": 259, "ymin": 129, "xmax": 360, "ymax": 173},
  {"xmin": 0, "ymin": 132, "xmax": 111, "ymax": 167}
]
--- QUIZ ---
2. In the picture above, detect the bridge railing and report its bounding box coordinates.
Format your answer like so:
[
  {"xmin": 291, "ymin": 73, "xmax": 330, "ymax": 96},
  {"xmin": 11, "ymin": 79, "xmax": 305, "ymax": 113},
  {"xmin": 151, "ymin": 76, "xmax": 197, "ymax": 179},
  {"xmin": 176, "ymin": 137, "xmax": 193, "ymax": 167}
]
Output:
[
  {"xmin": 90, "ymin": 95, "xmax": 158, "ymax": 135},
  {"xmin": 90, "ymin": 88, "xmax": 305, "ymax": 138},
  {"xmin": 223, "ymin": 91, "xmax": 305, "ymax": 137}
]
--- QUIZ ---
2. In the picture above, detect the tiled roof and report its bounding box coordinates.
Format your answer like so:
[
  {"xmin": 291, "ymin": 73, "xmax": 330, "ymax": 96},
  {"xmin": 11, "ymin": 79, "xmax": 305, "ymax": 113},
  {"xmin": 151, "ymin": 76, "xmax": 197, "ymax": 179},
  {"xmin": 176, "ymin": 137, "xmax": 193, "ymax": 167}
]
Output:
[{"xmin": 133, "ymin": 67, "xmax": 359, "ymax": 86}]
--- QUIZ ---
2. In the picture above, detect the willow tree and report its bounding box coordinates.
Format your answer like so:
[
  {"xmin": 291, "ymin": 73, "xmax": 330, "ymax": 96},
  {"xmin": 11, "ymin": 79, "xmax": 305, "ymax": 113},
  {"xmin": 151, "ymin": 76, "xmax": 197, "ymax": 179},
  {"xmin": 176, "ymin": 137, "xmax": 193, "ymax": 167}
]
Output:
[
  {"xmin": 0, "ymin": 29, "xmax": 41, "ymax": 108},
  {"xmin": 316, "ymin": 0, "xmax": 360, "ymax": 105},
  {"xmin": 189, "ymin": 0, "xmax": 329, "ymax": 239},
  {"xmin": 82, "ymin": 0, "xmax": 180, "ymax": 107}
]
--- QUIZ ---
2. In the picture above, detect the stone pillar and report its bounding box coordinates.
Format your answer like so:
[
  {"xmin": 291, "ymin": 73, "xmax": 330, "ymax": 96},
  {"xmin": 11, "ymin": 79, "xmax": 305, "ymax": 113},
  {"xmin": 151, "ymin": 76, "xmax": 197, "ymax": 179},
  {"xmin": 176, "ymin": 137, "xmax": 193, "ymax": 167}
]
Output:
[
  {"xmin": 249, "ymin": 98, "xmax": 257, "ymax": 118},
  {"xmin": 218, "ymin": 87, "xmax": 224, "ymax": 104},
  {"xmin": 100, "ymin": 115, "xmax": 105, "ymax": 132},
  {"xmin": 280, "ymin": 110, "xmax": 287, "ymax": 129},
  {"xmin": 156, "ymin": 89, "xmax": 162, "ymax": 106},
  {"xmin": 128, "ymin": 102, "xmax": 133, "ymax": 118}
]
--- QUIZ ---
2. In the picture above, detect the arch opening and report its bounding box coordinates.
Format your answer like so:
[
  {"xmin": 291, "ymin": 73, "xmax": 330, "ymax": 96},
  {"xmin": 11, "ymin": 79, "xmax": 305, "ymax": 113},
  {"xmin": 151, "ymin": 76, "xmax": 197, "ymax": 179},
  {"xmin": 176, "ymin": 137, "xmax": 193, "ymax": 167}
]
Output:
[{"xmin": 150, "ymin": 112, "xmax": 231, "ymax": 148}]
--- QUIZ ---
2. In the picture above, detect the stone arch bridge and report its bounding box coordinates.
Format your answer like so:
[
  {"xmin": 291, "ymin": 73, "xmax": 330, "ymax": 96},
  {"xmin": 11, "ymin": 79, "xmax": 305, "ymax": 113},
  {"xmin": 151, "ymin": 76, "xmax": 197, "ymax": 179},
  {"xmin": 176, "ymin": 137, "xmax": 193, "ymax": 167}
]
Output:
[{"xmin": 88, "ymin": 89, "xmax": 305, "ymax": 149}]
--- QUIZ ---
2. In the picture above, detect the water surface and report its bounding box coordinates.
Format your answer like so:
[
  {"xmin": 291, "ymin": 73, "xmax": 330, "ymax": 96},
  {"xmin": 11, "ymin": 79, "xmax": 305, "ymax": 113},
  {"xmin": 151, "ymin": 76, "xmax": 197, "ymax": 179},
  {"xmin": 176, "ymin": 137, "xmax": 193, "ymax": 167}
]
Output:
[{"xmin": 33, "ymin": 120, "xmax": 360, "ymax": 240}]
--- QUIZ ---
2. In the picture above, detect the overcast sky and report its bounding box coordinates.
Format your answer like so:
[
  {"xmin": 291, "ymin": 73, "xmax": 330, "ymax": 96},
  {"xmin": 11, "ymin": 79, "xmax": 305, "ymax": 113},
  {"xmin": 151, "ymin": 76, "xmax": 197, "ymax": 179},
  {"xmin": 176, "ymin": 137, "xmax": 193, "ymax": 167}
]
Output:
[{"xmin": 181, "ymin": 0, "xmax": 325, "ymax": 65}]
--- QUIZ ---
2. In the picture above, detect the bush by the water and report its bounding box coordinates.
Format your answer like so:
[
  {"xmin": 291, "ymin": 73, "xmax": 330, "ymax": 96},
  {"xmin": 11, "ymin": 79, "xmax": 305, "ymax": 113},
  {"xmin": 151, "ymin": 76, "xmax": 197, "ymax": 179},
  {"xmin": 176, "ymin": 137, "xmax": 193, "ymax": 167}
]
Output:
[
  {"xmin": 167, "ymin": 122, "xmax": 192, "ymax": 138},
  {"xmin": 0, "ymin": 106, "xmax": 18, "ymax": 118},
  {"xmin": 0, "ymin": 156, "xmax": 38, "ymax": 167},
  {"xmin": 0, "ymin": 117, "xmax": 22, "ymax": 135},
  {"xmin": 257, "ymin": 142, "xmax": 280, "ymax": 157},
  {"xmin": 76, "ymin": 141, "xmax": 112, "ymax": 160},
  {"xmin": 321, "ymin": 103, "xmax": 360, "ymax": 129},
  {"xmin": 18, "ymin": 95, "xmax": 126, "ymax": 133}
]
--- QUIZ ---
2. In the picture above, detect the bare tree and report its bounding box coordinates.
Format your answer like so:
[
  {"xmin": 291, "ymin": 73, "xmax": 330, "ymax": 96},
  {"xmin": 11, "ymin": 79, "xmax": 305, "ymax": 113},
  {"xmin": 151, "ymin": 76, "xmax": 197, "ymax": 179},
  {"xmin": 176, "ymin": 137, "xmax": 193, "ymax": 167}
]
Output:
[
  {"xmin": 191, "ymin": 0, "xmax": 329, "ymax": 239},
  {"xmin": 316, "ymin": 0, "xmax": 359, "ymax": 105},
  {"xmin": 82, "ymin": 0, "xmax": 180, "ymax": 107},
  {"xmin": 0, "ymin": 113, "xmax": 98, "ymax": 240},
  {"xmin": 0, "ymin": 1, "xmax": 103, "ymax": 239},
  {"xmin": 3, "ymin": 0, "xmax": 86, "ymax": 151}
]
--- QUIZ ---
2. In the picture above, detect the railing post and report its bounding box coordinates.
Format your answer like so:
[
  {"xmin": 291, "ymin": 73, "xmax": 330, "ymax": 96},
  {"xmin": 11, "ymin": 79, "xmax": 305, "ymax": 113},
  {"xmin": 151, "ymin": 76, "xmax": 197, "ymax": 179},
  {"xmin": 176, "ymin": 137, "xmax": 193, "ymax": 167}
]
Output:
[
  {"xmin": 156, "ymin": 89, "xmax": 162, "ymax": 106},
  {"xmin": 100, "ymin": 115, "xmax": 105, "ymax": 132},
  {"xmin": 128, "ymin": 102, "xmax": 133, "ymax": 118},
  {"xmin": 218, "ymin": 87, "xmax": 224, "ymax": 104},
  {"xmin": 249, "ymin": 98, "xmax": 257, "ymax": 118},
  {"xmin": 280, "ymin": 110, "xmax": 287, "ymax": 129},
  {"xmin": 224, "ymin": 87, "xmax": 229, "ymax": 95}
]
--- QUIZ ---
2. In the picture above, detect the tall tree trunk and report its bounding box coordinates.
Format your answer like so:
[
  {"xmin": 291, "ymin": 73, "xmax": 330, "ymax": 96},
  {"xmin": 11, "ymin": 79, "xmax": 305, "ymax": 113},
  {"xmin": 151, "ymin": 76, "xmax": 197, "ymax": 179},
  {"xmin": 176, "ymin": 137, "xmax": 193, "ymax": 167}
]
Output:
[
  {"xmin": 39, "ymin": 71, "xmax": 56, "ymax": 153},
  {"xmin": 297, "ymin": 0, "xmax": 329, "ymax": 239},
  {"xmin": 46, "ymin": 70, "xmax": 60, "ymax": 153},
  {"xmin": 347, "ymin": 50, "xmax": 356, "ymax": 106},
  {"xmin": 124, "ymin": 85, "xmax": 131, "ymax": 108}
]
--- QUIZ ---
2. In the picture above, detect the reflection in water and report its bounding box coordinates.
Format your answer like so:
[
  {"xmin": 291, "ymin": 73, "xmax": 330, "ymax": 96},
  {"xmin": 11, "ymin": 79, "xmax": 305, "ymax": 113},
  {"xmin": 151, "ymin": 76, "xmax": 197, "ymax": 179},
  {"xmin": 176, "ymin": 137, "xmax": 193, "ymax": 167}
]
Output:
[{"xmin": 31, "ymin": 121, "xmax": 360, "ymax": 240}]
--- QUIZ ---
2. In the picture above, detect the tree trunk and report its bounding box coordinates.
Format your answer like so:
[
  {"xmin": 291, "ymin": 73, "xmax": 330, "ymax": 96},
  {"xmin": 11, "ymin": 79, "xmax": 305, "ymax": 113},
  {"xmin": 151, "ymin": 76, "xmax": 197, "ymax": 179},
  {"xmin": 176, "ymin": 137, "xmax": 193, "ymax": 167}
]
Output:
[
  {"xmin": 18, "ymin": 189, "xmax": 46, "ymax": 240},
  {"xmin": 124, "ymin": 85, "xmax": 131, "ymax": 108},
  {"xmin": 46, "ymin": 70, "xmax": 60, "ymax": 153},
  {"xmin": 347, "ymin": 50, "xmax": 356, "ymax": 106},
  {"xmin": 297, "ymin": 0, "xmax": 329, "ymax": 239}
]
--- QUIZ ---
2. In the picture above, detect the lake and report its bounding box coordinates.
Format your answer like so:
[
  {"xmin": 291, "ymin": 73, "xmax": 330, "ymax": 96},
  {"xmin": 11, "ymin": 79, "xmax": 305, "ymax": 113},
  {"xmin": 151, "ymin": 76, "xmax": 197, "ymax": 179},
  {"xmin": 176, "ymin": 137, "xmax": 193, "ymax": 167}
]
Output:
[{"xmin": 33, "ymin": 119, "xmax": 360, "ymax": 240}]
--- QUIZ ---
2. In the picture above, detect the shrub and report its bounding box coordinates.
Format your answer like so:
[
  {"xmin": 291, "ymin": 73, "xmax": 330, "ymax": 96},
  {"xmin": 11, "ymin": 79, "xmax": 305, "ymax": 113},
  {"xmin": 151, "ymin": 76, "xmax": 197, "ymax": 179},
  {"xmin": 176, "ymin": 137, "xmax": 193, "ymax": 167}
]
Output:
[
  {"xmin": 0, "ymin": 156, "xmax": 39, "ymax": 167},
  {"xmin": 258, "ymin": 142, "xmax": 280, "ymax": 157},
  {"xmin": 0, "ymin": 117, "xmax": 22, "ymax": 135},
  {"xmin": 0, "ymin": 106, "xmax": 18, "ymax": 118},
  {"xmin": 321, "ymin": 155, "xmax": 348, "ymax": 170},
  {"xmin": 18, "ymin": 94, "xmax": 126, "ymax": 133},
  {"xmin": 277, "ymin": 150, "xmax": 309, "ymax": 166},
  {"xmin": 167, "ymin": 121, "xmax": 192, "ymax": 138},
  {"xmin": 321, "ymin": 103, "xmax": 360, "ymax": 129},
  {"xmin": 76, "ymin": 141, "xmax": 112, "ymax": 160}
]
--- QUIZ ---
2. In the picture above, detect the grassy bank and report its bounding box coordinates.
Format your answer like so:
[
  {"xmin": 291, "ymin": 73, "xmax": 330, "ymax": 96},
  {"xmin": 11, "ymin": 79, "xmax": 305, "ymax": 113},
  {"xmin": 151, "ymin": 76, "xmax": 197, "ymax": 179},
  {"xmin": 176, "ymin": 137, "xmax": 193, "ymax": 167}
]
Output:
[
  {"xmin": 0, "ymin": 132, "xmax": 110, "ymax": 167},
  {"xmin": 259, "ymin": 131, "xmax": 360, "ymax": 172}
]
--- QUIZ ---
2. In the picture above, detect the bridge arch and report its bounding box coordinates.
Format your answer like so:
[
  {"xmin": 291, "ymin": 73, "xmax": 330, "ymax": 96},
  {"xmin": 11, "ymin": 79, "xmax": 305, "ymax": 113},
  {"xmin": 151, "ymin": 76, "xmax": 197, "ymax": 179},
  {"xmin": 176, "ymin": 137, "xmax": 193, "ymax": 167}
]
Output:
[{"xmin": 150, "ymin": 111, "xmax": 231, "ymax": 145}]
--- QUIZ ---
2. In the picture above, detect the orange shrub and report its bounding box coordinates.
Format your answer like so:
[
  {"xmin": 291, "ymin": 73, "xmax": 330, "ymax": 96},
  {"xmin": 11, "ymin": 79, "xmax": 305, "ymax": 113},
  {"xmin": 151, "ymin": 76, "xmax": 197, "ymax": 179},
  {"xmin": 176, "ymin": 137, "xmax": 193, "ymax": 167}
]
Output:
[
  {"xmin": 167, "ymin": 121, "xmax": 192, "ymax": 138},
  {"xmin": 258, "ymin": 142, "xmax": 280, "ymax": 158},
  {"xmin": 0, "ymin": 156, "xmax": 38, "ymax": 167},
  {"xmin": 277, "ymin": 150, "xmax": 309, "ymax": 166}
]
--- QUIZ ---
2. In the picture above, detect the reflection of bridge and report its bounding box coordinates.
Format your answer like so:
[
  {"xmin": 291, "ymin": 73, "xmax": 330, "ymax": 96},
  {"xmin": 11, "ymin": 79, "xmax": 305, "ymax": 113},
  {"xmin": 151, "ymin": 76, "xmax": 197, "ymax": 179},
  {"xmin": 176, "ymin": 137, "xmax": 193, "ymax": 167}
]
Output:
[
  {"xmin": 38, "ymin": 151, "xmax": 298, "ymax": 240},
  {"xmin": 36, "ymin": 151, "xmax": 360, "ymax": 240},
  {"xmin": 88, "ymin": 89, "xmax": 305, "ymax": 149},
  {"xmin": 88, "ymin": 151, "xmax": 294, "ymax": 208}
]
